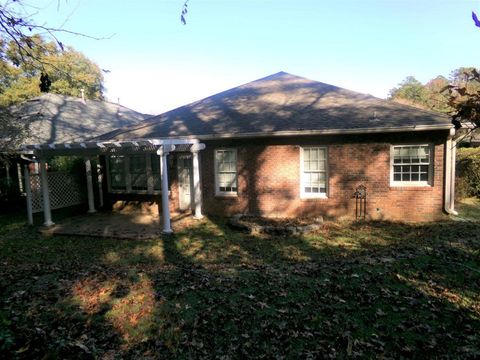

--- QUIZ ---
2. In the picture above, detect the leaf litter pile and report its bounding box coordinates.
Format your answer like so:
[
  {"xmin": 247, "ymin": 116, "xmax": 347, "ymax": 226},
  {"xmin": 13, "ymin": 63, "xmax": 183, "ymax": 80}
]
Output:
[{"xmin": 0, "ymin": 213, "xmax": 479, "ymax": 359}]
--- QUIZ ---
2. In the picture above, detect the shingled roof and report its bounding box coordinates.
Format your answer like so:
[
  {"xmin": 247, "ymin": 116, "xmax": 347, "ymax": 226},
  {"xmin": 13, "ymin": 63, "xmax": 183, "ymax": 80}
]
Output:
[
  {"xmin": 14, "ymin": 93, "xmax": 150, "ymax": 145},
  {"xmin": 97, "ymin": 72, "xmax": 452, "ymax": 141}
]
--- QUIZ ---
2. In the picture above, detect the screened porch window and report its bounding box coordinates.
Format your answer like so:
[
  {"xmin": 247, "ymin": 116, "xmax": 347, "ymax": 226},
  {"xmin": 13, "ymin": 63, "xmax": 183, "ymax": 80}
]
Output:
[
  {"xmin": 215, "ymin": 149, "xmax": 237, "ymax": 195},
  {"xmin": 108, "ymin": 154, "xmax": 162, "ymax": 194},
  {"xmin": 130, "ymin": 155, "xmax": 147, "ymax": 191},
  {"xmin": 151, "ymin": 154, "xmax": 162, "ymax": 191},
  {"xmin": 391, "ymin": 145, "xmax": 432, "ymax": 186},
  {"xmin": 301, "ymin": 147, "xmax": 327, "ymax": 197},
  {"xmin": 109, "ymin": 156, "xmax": 126, "ymax": 190}
]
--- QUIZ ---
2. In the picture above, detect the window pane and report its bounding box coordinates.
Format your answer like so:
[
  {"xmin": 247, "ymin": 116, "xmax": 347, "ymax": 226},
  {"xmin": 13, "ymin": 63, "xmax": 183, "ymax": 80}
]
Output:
[
  {"xmin": 151, "ymin": 155, "xmax": 160, "ymax": 173},
  {"xmin": 318, "ymin": 149, "xmax": 325, "ymax": 159},
  {"xmin": 319, "ymin": 160, "xmax": 326, "ymax": 171},
  {"xmin": 304, "ymin": 149, "xmax": 311, "ymax": 161},
  {"xmin": 130, "ymin": 155, "xmax": 146, "ymax": 173},
  {"xmin": 109, "ymin": 156, "xmax": 126, "ymax": 190},
  {"xmin": 132, "ymin": 174, "xmax": 147, "ymax": 190}
]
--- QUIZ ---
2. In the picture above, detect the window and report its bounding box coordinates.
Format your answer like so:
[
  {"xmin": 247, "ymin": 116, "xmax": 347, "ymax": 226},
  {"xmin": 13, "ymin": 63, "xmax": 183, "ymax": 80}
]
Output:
[
  {"xmin": 130, "ymin": 155, "xmax": 147, "ymax": 191},
  {"xmin": 108, "ymin": 154, "xmax": 162, "ymax": 194},
  {"xmin": 109, "ymin": 156, "xmax": 126, "ymax": 190},
  {"xmin": 391, "ymin": 145, "xmax": 432, "ymax": 186},
  {"xmin": 151, "ymin": 154, "xmax": 162, "ymax": 191},
  {"xmin": 301, "ymin": 147, "xmax": 327, "ymax": 197},
  {"xmin": 215, "ymin": 149, "xmax": 237, "ymax": 195}
]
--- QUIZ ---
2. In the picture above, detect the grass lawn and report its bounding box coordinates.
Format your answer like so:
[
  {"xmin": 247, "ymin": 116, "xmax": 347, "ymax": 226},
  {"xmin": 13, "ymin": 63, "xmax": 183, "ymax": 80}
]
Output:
[{"xmin": 0, "ymin": 207, "xmax": 479, "ymax": 359}]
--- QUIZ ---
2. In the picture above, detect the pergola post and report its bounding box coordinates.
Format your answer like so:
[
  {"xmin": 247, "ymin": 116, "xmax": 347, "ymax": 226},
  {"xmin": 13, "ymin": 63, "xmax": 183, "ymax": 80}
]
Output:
[
  {"xmin": 191, "ymin": 143, "xmax": 206, "ymax": 219},
  {"xmin": 85, "ymin": 157, "xmax": 96, "ymax": 213},
  {"xmin": 39, "ymin": 157, "xmax": 54, "ymax": 227},
  {"xmin": 158, "ymin": 144, "xmax": 175, "ymax": 234}
]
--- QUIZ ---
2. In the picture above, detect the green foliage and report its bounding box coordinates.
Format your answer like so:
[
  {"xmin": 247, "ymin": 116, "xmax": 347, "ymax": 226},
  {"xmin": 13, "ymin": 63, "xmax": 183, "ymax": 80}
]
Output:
[
  {"xmin": 388, "ymin": 76, "xmax": 426, "ymax": 106},
  {"xmin": 389, "ymin": 67, "xmax": 480, "ymax": 117},
  {"xmin": 445, "ymin": 68, "xmax": 480, "ymax": 131},
  {"xmin": 48, "ymin": 156, "xmax": 84, "ymax": 173},
  {"xmin": 456, "ymin": 148, "xmax": 480, "ymax": 198},
  {"xmin": 0, "ymin": 35, "xmax": 104, "ymax": 107}
]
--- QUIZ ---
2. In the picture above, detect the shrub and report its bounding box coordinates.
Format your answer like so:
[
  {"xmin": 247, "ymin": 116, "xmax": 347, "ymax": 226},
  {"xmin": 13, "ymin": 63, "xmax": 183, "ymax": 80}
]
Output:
[{"xmin": 456, "ymin": 147, "xmax": 480, "ymax": 198}]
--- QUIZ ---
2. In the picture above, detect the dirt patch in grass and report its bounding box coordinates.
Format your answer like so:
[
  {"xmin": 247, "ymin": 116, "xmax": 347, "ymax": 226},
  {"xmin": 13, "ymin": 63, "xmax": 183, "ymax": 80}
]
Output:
[{"xmin": 229, "ymin": 214, "xmax": 323, "ymax": 236}]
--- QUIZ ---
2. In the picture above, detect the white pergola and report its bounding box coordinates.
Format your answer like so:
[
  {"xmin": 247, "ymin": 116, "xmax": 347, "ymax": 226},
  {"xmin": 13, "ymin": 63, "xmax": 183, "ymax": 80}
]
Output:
[{"xmin": 23, "ymin": 138, "xmax": 206, "ymax": 234}]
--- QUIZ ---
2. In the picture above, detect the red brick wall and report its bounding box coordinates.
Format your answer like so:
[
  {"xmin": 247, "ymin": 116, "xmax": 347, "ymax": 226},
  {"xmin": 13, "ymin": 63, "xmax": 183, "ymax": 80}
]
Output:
[{"xmin": 200, "ymin": 131, "xmax": 448, "ymax": 222}]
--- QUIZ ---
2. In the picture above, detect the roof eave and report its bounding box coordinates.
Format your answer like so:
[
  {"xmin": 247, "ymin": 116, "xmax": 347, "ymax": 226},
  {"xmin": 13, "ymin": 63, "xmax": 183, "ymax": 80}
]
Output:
[{"xmin": 190, "ymin": 124, "xmax": 454, "ymax": 141}]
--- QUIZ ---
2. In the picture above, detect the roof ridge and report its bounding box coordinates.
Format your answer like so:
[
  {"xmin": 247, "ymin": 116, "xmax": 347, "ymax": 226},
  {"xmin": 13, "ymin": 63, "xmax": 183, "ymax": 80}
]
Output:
[{"xmin": 25, "ymin": 93, "xmax": 150, "ymax": 117}]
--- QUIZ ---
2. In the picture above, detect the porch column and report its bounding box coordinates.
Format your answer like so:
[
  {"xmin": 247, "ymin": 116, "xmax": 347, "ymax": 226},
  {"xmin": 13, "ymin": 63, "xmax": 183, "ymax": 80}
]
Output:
[
  {"xmin": 191, "ymin": 143, "xmax": 206, "ymax": 219},
  {"xmin": 17, "ymin": 163, "xmax": 24, "ymax": 193},
  {"xmin": 39, "ymin": 157, "xmax": 54, "ymax": 227},
  {"xmin": 84, "ymin": 158, "xmax": 96, "ymax": 213},
  {"xmin": 157, "ymin": 144, "xmax": 176, "ymax": 234}
]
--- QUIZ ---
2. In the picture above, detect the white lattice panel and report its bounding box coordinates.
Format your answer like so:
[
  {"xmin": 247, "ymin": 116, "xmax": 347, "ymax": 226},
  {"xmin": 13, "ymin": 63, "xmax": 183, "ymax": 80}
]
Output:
[
  {"xmin": 30, "ymin": 174, "xmax": 43, "ymax": 213},
  {"xmin": 30, "ymin": 172, "xmax": 85, "ymax": 213}
]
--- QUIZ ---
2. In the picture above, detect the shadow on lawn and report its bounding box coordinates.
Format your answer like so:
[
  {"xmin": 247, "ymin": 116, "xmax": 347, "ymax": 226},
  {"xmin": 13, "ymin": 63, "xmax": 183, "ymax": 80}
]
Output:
[{"xmin": 0, "ymin": 215, "xmax": 479, "ymax": 359}]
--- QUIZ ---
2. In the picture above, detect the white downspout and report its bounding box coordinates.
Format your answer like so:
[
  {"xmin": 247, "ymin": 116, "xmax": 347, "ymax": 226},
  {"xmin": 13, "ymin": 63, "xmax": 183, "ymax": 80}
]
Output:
[
  {"xmin": 445, "ymin": 128, "xmax": 458, "ymax": 215},
  {"xmin": 449, "ymin": 136, "xmax": 458, "ymax": 215}
]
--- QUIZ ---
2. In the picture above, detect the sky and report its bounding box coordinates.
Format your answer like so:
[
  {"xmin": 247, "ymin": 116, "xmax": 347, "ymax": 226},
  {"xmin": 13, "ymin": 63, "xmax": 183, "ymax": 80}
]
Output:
[{"xmin": 16, "ymin": 0, "xmax": 480, "ymax": 115}]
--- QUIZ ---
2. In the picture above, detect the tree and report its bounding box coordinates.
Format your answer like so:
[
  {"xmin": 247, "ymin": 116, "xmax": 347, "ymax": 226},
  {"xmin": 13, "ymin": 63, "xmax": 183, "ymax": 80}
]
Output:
[
  {"xmin": 389, "ymin": 68, "xmax": 480, "ymax": 142},
  {"xmin": 423, "ymin": 76, "xmax": 451, "ymax": 113},
  {"xmin": 388, "ymin": 76, "xmax": 428, "ymax": 109},
  {"xmin": 444, "ymin": 68, "xmax": 480, "ymax": 133},
  {"xmin": 0, "ymin": 1, "xmax": 104, "ymax": 153},
  {"xmin": 0, "ymin": 34, "xmax": 104, "ymax": 106}
]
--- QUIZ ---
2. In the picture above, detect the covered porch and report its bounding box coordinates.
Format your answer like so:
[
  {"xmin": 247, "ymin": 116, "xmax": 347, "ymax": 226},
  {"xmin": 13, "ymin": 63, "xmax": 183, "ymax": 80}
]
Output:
[{"xmin": 23, "ymin": 138, "xmax": 206, "ymax": 234}]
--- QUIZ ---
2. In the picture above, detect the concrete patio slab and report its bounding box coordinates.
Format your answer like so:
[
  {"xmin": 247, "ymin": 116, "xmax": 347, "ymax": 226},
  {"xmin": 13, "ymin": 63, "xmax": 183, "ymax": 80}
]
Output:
[{"xmin": 39, "ymin": 211, "xmax": 195, "ymax": 239}]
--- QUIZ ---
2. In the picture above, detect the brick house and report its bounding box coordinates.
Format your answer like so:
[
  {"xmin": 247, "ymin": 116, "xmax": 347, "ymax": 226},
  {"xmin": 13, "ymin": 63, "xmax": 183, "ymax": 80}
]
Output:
[{"xmin": 25, "ymin": 72, "xmax": 457, "ymax": 231}]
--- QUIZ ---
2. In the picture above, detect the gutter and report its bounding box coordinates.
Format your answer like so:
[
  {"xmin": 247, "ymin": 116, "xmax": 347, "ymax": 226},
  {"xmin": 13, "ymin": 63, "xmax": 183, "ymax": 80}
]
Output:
[
  {"xmin": 179, "ymin": 124, "xmax": 453, "ymax": 141},
  {"xmin": 94, "ymin": 123, "xmax": 453, "ymax": 143},
  {"xmin": 444, "ymin": 127, "xmax": 458, "ymax": 216}
]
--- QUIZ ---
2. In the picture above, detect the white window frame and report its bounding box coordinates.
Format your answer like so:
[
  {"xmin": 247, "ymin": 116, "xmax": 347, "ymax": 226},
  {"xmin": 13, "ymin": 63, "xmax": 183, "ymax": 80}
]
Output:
[
  {"xmin": 300, "ymin": 146, "xmax": 328, "ymax": 199},
  {"xmin": 390, "ymin": 144, "xmax": 433, "ymax": 187},
  {"xmin": 214, "ymin": 148, "xmax": 238, "ymax": 196},
  {"xmin": 106, "ymin": 154, "xmax": 162, "ymax": 195}
]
